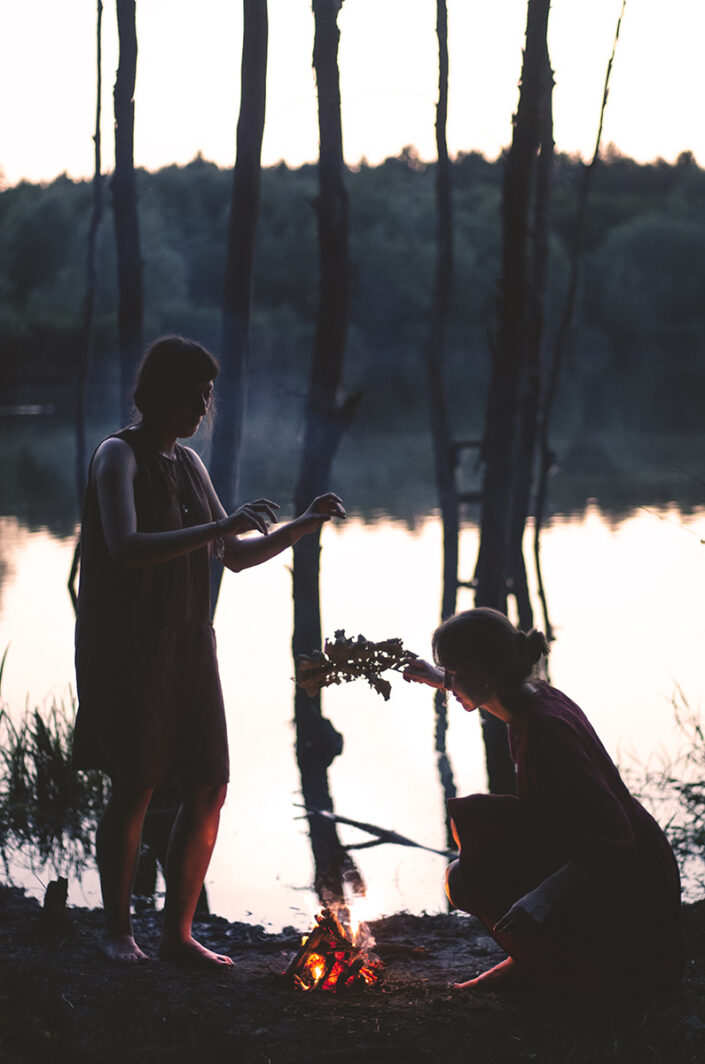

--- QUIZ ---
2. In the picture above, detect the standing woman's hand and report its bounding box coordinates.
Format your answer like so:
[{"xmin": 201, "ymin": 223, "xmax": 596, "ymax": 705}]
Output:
[
  {"xmin": 295, "ymin": 492, "xmax": 346, "ymax": 535},
  {"xmin": 220, "ymin": 498, "xmax": 280, "ymax": 536}
]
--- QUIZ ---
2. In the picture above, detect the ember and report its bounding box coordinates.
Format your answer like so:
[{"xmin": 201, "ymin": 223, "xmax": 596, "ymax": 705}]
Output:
[{"xmin": 286, "ymin": 908, "xmax": 383, "ymax": 992}]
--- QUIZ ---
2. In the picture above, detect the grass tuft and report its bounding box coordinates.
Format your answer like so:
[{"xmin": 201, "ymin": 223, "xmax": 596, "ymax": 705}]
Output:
[{"xmin": 0, "ymin": 653, "xmax": 107, "ymax": 879}]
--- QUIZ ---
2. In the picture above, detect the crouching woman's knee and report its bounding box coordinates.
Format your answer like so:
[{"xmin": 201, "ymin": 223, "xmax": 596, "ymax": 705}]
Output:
[{"xmin": 446, "ymin": 858, "xmax": 478, "ymax": 915}]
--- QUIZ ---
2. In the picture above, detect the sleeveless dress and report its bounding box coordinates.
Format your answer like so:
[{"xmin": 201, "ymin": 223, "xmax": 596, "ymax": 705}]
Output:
[
  {"xmin": 446, "ymin": 682, "xmax": 684, "ymax": 992},
  {"xmin": 73, "ymin": 425, "xmax": 229, "ymax": 788}
]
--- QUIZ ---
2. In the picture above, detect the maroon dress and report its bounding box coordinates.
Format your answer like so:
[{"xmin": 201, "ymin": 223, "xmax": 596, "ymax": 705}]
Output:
[
  {"xmin": 73, "ymin": 425, "xmax": 229, "ymax": 789},
  {"xmin": 447, "ymin": 682, "xmax": 684, "ymax": 991}
]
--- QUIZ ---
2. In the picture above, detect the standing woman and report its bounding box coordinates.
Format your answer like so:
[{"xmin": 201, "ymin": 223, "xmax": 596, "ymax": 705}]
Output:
[
  {"xmin": 404, "ymin": 608, "xmax": 684, "ymax": 993},
  {"xmin": 74, "ymin": 335, "xmax": 345, "ymax": 966}
]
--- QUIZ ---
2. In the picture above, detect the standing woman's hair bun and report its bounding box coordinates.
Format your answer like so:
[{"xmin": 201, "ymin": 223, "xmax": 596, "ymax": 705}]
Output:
[{"xmin": 519, "ymin": 628, "xmax": 550, "ymax": 668}]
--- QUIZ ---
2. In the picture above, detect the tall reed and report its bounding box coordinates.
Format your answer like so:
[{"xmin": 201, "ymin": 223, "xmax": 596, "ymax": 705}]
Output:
[{"xmin": 0, "ymin": 647, "xmax": 107, "ymax": 878}]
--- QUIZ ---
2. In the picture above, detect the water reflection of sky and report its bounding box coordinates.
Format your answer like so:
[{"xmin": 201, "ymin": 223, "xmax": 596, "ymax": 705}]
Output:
[{"xmin": 1, "ymin": 508, "xmax": 704, "ymax": 927}]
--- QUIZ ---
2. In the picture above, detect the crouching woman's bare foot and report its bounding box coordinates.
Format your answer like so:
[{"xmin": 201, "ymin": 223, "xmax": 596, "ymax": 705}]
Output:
[
  {"xmin": 100, "ymin": 933, "xmax": 150, "ymax": 964},
  {"xmin": 452, "ymin": 956, "xmax": 527, "ymax": 990},
  {"xmin": 158, "ymin": 934, "xmax": 234, "ymax": 970}
]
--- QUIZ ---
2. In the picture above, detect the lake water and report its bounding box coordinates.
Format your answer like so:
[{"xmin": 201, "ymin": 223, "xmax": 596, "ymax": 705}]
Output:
[{"xmin": 1, "ymin": 498, "xmax": 704, "ymax": 929}]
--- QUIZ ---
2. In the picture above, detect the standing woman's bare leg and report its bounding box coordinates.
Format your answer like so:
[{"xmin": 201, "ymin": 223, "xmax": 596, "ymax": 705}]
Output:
[
  {"xmin": 96, "ymin": 783, "xmax": 154, "ymax": 962},
  {"xmin": 158, "ymin": 784, "xmax": 233, "ymax": 967}
]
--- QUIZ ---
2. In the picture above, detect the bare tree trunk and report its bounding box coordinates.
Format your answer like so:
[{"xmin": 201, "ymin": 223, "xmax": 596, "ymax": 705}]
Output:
[
  {"xmin": 292, "ymin": 0, "xmax": 361, "ymax": 905},
  {"xmin": 113, "ymin": 0, "xmax": 143, "ymax": 424},
  {"xmin": 209, "ymin": 0, "xmax": 268, "ymax": 613},
  {"xmin": 69, "ymin": 0, "xmax": 104, "ymax": 616},
  {"xmin": 426, "ymin": 0, "xmax": 458, "ymax": 839},
  {"xmin": 533, "ymin": 0, "xmax": 626, "ymax": 641},
  {"xmin": 427, "ymin": 0, "xmax": 457, "ymax": 627},
  {"xmin": 473, "ymin": 0, "xmax": 552, "ymax": 795},
  {"xmin": 75, "ymin": 0, "xmax": 104, "ymax": 510},
  {"xmin": 508, "ymin": 22, "xmax": 554, "ymax": 634}
]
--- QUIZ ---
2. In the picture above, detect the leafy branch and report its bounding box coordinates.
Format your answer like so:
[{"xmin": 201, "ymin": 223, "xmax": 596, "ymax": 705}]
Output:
[{"xmin": 296, "ymin": 630, "xmax": 418, "ymax": 701}]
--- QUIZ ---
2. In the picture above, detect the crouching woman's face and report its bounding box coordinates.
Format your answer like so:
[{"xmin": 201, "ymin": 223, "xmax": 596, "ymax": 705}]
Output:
[{"xmin": 445, "ymin": 663, "xmax": 492, "ymax": 713}]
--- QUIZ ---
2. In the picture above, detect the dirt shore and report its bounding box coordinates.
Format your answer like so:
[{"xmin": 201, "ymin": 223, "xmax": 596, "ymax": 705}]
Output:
[{"xmin": 1, "ymin": 885, "xmax": 704, "ymax": 1063}]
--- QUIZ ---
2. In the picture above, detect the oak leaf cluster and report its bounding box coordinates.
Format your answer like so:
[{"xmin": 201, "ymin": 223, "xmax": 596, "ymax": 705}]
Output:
[{"xmin": 296, "ymin": 630, "xmax": 417, "ymax": 701}]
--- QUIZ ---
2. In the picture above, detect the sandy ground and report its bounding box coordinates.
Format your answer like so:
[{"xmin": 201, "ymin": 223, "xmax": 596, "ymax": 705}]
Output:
[{"xmin": 1, "ymin": 884, "xmax": 704, "ymax": 1063}]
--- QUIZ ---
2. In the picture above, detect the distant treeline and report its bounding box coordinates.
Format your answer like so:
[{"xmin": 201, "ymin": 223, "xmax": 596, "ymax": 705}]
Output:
[{"xmin": 1, "ymin": 147, "xmax": 704, "ymax": 440}]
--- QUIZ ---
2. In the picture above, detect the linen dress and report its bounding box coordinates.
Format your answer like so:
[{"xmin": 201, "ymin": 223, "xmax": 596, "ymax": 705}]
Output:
[
  {"xmin": 447, "ymin": 682, "xmax": 684, "ymax": 991},
  {"xmin": 73, "ymin": 425, "xmax": 229, "ymax": 788}
]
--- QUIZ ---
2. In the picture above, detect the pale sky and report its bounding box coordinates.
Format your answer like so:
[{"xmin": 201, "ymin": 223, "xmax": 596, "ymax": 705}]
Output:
[{"xmin": 1, "ymin": 0, "xmax": 703, "ymax": 189}]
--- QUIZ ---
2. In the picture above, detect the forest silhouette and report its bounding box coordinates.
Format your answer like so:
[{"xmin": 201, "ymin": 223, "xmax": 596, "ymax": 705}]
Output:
[
  {"xmin": 2, "ymin": 147, "xmax": 704, "ymax": 441},
  {"xmin": 2, "ymin": 147, "xmax": 704, "ymax": 540}
]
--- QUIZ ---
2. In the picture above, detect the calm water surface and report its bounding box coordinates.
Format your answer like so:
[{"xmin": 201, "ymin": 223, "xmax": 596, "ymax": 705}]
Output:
[{"xmin": 1, "ymin": 507, "xmax": 704, "ymax": 928}]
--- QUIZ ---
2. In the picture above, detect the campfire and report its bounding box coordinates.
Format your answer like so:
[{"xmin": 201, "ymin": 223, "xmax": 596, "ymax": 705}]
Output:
[{"xmin": 286, "ymin": 907, "xmax": 383, "ymax": 992}]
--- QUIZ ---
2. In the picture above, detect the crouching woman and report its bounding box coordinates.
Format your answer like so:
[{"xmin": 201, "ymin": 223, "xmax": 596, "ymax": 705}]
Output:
[{"xmin": 404, "ymin": 608, "xmax": 684, "ymax": 993}]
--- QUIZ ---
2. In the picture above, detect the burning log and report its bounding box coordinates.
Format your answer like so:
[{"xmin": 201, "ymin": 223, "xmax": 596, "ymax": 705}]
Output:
[
  {"xmin": 286, "ymin": 908, "xmax": 383, "ymax": 992},
  {"xmin": 296, "ymin": 630, "xmax": 417, "ymax": 701}
]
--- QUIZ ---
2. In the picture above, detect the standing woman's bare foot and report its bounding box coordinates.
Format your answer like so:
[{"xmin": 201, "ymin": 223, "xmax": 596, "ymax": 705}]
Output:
[
  {"xmin": 158, "ymin": 934, "xmax": 234, "ymax": 969},
  {"xmin": 453, "ymin": 956, "xmax": 527, "ymax": 990},
  {"xmin": 100, "ymin": 934, "xmax": 150, "ymax": 964}
]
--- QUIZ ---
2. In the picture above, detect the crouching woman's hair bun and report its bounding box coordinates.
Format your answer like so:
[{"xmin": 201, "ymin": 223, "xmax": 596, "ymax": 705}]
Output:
[{"xmin": 518, "ymin": 628, "xmax": 550, "ymax": 670}]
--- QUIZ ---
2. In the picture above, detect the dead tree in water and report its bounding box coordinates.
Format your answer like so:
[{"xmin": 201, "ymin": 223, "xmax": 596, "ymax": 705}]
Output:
[
  {"xmin": 425, "ymin": 0, "xmax": 458, "ymax": 836},
  {"xmin": 533, "ymin": 0, "xmax": 627, "ymax": 641},
  {"xmin": 113, "ymin": 0, "xmax": 143, "ymax": 423},
  {"xmin": 473, "ymin": 0, "xmax": 553, "ymax": 794},
  {"xmin": 75, "ymin": 0, "xmax": 104, "ymax": 509},
  {"xmin": 507, "ymin": 14, "xmax": 554, "ymax": 635},
  {"xmin": 69, "ymin": 0, "xmax": 105, "ymax": 614},
  {"xmin": 292, "ymin": 0, "xmax": 361, "ymax": 905},
  {"xmin": 209, "ymin": 0, "xmax": 268, "ymax": 613}
]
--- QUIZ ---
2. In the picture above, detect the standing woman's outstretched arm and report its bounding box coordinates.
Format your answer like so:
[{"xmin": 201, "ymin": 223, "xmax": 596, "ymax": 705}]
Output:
[{"xmin": 188, "ymin": 448, "xmax": 346, "ymax": 573}]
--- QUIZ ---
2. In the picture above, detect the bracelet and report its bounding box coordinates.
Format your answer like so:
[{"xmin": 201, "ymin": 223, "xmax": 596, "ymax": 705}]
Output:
[
  {"xmin": 214, "ymin": 519, "xmax": 225, "ymax": 563},
  {"xmin": 443, "ymin": 669, "xmax": 453, "ymax": 692}
]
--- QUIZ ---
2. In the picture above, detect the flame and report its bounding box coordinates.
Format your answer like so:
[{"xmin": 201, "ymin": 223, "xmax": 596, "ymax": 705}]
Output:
[
  {"xmin": 305, "ymin": 952, "xmax": 326, "ymax": 985},
  {"xmin": 348, "ymin": 906, "xmax": 361, "ymax": 943},
  {"xmin": 338, "ymin": 897, "xmax": 376, "ymax": 950},
  {"xmin": 293, "ymin": 950, "xmax": 328, "ymax": 991}
]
